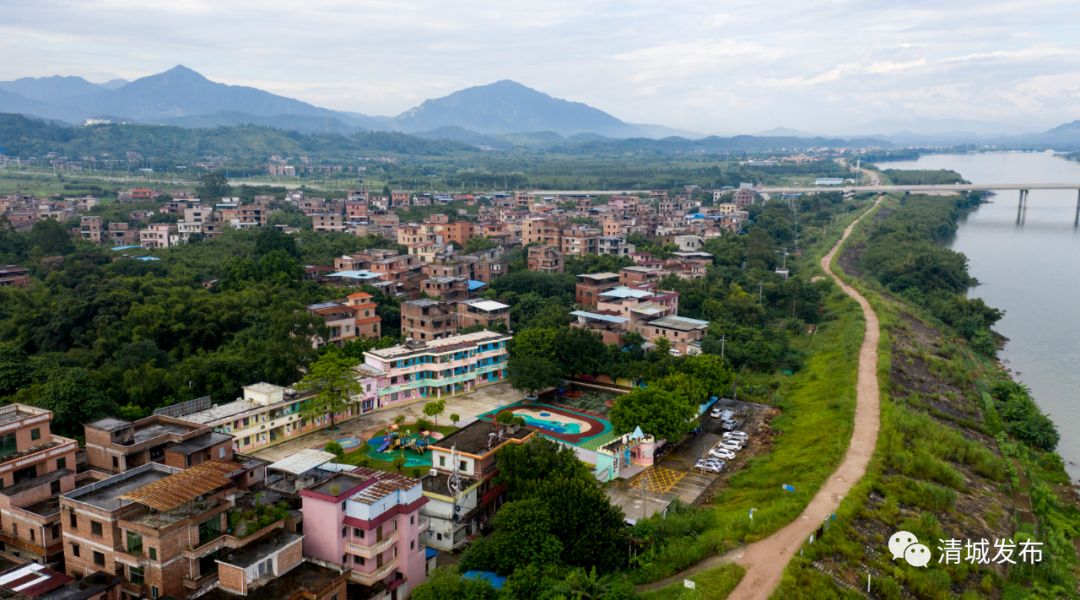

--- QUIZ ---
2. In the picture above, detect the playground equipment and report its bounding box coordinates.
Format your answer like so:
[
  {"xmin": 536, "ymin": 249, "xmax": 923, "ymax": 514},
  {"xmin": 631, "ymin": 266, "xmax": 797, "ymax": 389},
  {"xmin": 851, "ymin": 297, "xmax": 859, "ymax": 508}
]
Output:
[{"xmin": 375, "ymin": 430, "xmax": 429, "ymax": 455}]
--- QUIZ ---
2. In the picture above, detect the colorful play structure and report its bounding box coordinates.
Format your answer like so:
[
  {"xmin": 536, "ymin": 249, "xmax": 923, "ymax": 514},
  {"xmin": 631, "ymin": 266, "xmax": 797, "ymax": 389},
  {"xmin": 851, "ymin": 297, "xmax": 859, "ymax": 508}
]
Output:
[{"xmin": 376, "ymin": 429, "xmax": 431, "ymax": 455}]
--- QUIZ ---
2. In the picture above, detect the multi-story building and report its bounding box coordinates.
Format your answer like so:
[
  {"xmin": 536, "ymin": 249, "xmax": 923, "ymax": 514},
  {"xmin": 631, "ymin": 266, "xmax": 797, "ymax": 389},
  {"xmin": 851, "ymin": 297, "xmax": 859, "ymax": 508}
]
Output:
[
  {"xmin": 421, "ymin": 422, "xmax": 534, "ymax": 552},
  {"xmin": 526, "ymin": 245, "xmax": 564, "ymax": 273},
  {"xmin": 456, "ymin": 300, "xmax": 510, "ymax": 332},
  {"xmin": 219, "ymin": 206, "xmax": 267, "ymax": 229},
  {"xmin": 363, "ymin": 331, "xmax": 510, "ymax": 406},
  {"xmin": 0, "ymin": 266, "xmax": 31, "ymax": 287},
  {"xmin": 560, "ymin": 226, "xmax": 600, "ymax": 257},
  {"xmin": 60, "ymin": 460, "xmax": 277, "ymax": 600},
  {"xmin": 107, "ymin": 223, "xmax": 138, "ymax": 247},
  {"xmin": 640, "ymin": 315, "xmax": 709, "ymax": 355},
  {"xmin": 83, "ymin": 415, "xmax": 233, "ymax": 475},
  {"xmin": 80, "ymin": 216, "xmax": 104, "ymax": 243},
  {"xmin": 177, "ymin": 379, "xmax": 383, "ymax": 454},
  {"xmin": 139, "ymin": 224, "xmax": 175, "ymax": 249},
  {"xmin": 619, "ymin": 265, "xmax": 665, "ymax": 287},
  {"xmin": 521, "ymin": 218, "xmax": 561, "ymax": 247},
  {"xmin": 311, "ymin": 213, "xmax": 345, "ymax": 233},
  {"xmin": 0, "ymin": 405, "xmax": 78, "ymax": 566},
  {"xmin": 300, "ymin": 468, "xmax": 427, "ymax": 595},
  {"xmin": 420, "ymin": 277, "xmax": 468, "ymax": 302},
  {"xmin": 596, "ymin": 286, "xmax": 679, "ymax": 326},
  {"xmin": 400, "ymin": 299, "xmax": 457, "ymax": 342},
  {"xmin": 575, "ymin": 272, "xmax": 620, "ymax": 308},
  {"xmin": 201, "ymin": 560, "xmax": 348, "ymax": 600},
  {"xmin": 344, "ymin": 292, "xmax": 381, "ymax": 339},
  {"xmin": 307, "ymin": 302, "xmax": 360, "ymax": 348},
  {"xmin": 597, "ymin": 236, "xmax": 635, "ymax": 257}
]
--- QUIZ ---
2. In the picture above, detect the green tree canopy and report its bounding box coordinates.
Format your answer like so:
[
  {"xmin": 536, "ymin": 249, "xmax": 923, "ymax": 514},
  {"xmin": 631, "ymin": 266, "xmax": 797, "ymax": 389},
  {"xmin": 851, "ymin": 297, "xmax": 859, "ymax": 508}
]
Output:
[{"xmin": 294, "ymin": 353, "xmax": 362, "ymax": 428}]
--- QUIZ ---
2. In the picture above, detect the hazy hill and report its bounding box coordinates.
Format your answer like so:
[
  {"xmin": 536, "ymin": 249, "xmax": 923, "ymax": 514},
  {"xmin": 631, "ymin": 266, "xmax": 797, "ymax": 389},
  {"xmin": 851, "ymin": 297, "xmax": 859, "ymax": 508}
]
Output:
[{"xmin": 391, "ymin": 80, "xmax": 644, "ymax": 137}]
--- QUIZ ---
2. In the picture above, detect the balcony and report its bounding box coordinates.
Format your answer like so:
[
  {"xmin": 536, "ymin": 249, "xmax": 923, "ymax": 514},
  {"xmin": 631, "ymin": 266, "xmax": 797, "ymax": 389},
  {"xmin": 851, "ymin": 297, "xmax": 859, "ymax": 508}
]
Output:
[
  {"xmin": 348, "ymin": 561, "xmax": 398, "ymax": 587},
  {"xmin": 346, "ymin": 531, "xmax": 398, "ymax": 559}
]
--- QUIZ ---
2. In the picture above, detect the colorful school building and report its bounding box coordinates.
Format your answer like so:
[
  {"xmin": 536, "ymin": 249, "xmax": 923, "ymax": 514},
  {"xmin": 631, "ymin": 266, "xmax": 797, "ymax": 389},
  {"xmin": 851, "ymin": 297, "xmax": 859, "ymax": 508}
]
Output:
[{"xmin": 362, "ymin": 331, "xmax": 511, "ymax": 406}]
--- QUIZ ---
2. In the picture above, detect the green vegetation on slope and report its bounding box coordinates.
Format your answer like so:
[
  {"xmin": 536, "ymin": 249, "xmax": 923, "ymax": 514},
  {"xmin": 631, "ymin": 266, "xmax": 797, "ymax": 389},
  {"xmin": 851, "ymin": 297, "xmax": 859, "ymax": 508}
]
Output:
[{"xmin": 775, "ymin": 194, "xmax": 1079, "ymax": 599}]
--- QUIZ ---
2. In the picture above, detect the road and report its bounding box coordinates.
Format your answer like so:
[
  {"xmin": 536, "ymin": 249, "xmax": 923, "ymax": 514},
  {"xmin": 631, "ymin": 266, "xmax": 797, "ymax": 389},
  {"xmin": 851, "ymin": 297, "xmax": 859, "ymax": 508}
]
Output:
[{"xmin": 636, "ymin": 198, "xmax": 884, "ymax": 598}]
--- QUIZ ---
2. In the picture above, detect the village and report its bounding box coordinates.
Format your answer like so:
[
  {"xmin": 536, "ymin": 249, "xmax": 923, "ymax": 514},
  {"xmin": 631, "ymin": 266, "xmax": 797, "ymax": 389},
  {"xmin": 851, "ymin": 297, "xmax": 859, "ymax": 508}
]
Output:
[{"xmin": 0, "ymin": 179, "xmax": 793, "ymax": 599}]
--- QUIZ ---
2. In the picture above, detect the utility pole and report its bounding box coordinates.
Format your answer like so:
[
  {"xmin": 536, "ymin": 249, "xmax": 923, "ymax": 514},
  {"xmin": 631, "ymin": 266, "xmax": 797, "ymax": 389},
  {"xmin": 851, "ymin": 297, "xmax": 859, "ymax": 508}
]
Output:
[{"xmin": 720, "ymin": 335, "xmax": 726, "ymax": 360}]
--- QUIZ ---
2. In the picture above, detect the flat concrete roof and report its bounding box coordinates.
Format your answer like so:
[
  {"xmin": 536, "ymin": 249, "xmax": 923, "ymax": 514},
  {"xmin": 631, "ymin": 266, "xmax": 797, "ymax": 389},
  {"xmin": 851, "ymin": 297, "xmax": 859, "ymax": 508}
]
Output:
[{"xmin": 64, "ymin": 464, "xmax": 177, "ymax": 512}]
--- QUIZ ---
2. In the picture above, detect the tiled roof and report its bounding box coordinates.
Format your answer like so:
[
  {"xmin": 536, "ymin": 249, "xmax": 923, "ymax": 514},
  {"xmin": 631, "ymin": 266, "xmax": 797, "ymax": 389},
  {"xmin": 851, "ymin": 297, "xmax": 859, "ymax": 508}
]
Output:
[{"xmin": 120, "ymin": 461, "xmax": 237, "ymax": 511}]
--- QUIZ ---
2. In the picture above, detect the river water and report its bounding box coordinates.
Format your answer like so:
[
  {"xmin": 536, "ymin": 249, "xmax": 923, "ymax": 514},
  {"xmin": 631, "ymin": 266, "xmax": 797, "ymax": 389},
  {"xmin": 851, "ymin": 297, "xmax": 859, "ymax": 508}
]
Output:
[{"xmin": 877, "ymin": 151, "xmax": 1080, "ymax": 481}]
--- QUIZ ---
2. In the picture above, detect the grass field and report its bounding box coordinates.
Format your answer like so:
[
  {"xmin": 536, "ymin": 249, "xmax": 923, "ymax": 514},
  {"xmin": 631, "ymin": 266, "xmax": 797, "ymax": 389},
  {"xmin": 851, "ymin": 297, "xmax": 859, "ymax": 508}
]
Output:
[{"xmin": 639, "ymin": 565, "xmax": 746, "ymax": 600}]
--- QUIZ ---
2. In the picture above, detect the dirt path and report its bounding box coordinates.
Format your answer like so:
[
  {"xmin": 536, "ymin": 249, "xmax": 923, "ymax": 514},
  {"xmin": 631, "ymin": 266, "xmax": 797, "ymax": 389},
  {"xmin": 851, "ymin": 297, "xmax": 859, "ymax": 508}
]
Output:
[{"xmin": 637, "ymin": 199, "xmax": 884, "ymax": 597}]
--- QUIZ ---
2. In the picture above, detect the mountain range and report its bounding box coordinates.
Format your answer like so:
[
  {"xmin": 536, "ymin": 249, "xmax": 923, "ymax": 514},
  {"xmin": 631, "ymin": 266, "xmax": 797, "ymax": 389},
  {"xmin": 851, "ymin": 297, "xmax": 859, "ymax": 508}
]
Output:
[{"xmin": 0, "ymin": 65, "xmax": 691, "ymax": 140}]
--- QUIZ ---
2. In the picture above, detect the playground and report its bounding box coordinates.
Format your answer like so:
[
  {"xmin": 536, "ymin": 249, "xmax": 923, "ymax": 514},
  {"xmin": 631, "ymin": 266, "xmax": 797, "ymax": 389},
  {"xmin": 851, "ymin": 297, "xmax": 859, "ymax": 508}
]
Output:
[
  {"xmin": 364, "ymin": 426, "xmax": 445, "ymax": 468},
  {"xmin": 478, "ymin": 400, "xmax": 613, "ymax": 447}
]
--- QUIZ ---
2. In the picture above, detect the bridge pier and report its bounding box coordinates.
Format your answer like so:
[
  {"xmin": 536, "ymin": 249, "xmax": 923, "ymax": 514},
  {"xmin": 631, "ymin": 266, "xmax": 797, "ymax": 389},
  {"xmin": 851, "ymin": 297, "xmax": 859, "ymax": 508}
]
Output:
[
  {"xmin": 1017, "ymin": 189, "xmax": 1028, "ymax": 224},
  {"xmin": 1075, "ymin": 190, "xmax": 1079, "ymax": 227}
]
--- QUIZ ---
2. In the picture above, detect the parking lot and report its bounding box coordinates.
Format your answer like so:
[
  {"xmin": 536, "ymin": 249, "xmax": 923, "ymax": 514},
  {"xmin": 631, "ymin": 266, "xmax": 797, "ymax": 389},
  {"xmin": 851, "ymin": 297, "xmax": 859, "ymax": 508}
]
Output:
[{"xmin": 605, "ymin": 398, "xmax": 776, "ymax": 518}]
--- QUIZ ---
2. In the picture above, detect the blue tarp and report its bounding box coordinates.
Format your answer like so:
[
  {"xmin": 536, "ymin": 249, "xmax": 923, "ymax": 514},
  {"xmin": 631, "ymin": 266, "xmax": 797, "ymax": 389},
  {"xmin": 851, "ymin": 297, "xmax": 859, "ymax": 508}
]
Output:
[
  {"xmin": 111, "ymin": 245, "xmax": 142, "ymax": 251},
  {"xmin": 467, "ymin": 279, "xmax": 487, "ymax": 291},
  {"xmin": 135, "ymin": 256, "xmax": 160, "ymax": 262},
  {"xmin": 425, "ymin": 547, "xmax": 437, "ymax": 560},
  {"xmin": 463, "ymin": 571, "xmax": 506, "ymax": 590}
]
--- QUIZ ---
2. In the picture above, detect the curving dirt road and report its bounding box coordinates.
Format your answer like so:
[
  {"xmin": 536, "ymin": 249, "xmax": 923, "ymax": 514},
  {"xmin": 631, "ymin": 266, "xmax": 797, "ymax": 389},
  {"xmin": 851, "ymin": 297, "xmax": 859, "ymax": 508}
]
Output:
[
  {"xmin": 725, "ymin": 197, "xmax": 883, "ymax": 599},
  {"xmin": 636, "ymin": 199, "xmax": 884, "ymax": 597}
]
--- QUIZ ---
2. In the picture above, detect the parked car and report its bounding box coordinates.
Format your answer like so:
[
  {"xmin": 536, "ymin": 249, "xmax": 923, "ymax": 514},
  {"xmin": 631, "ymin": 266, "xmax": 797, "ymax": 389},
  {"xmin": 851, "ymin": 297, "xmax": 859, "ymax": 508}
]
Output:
[
  {"xmin": 721, "ymin": 420, "xmax": 739, "ymax": 431},
  {"xmin": 710, "ymin": 408, "xmax": 723, "ymax": 418},
  {"xmin": 720, "ymin": 439, "xmax": 744, "ymax": 451},
  {"xmin": 709, "ymin": 447, "xmax": 736, "ymax": 460},
  {"xmin": 695, "ymin": 460, "xmax": 725, "ymax": 473},
  {"xmin": 723, "ymin": 431, "xmax": 748, "ymax": 440}
]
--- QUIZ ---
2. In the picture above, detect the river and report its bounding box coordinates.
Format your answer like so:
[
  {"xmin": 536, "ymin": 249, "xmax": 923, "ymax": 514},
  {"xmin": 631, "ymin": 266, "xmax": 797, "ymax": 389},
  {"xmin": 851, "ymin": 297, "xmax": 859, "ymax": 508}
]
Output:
[{"xmin": 877, "ymin": 151, "xmax": 1080, "ymax": 480}]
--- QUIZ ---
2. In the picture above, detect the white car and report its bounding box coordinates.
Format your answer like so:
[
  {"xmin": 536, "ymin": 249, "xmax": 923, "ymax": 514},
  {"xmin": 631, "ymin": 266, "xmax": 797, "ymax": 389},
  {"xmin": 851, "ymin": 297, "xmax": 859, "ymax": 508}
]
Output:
[
  {"xmin": 720, "ymin": 439, "xmax": 743, "ymax": 451},
  {"xmin": 709, "ymin": 447, "xmax": 736, "ymax": 460},
  {"xmin": 709, "ymin": 408, "xmax": 724, "ymax": 419},
  {"xmin": 695, "ymin": 460, "xmax": 725, "ymax": 473},
  {"xmin": 723, "ymin": 431, "xmax": 748, "ymax": 440}
]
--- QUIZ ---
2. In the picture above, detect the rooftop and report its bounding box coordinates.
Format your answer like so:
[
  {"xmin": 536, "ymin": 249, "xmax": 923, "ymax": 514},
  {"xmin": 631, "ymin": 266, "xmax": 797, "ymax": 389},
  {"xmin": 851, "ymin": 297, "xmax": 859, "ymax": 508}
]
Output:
[
  {"xmin": 86, "ymin": 417, "xmax": 129, "ymax": 432},
  {"xmin": 199, "ymin": 561, "xmax": 345, "ymax": 600},
  {"xmin": 366, "ymin": 330, "xmax": 510, "ymax": 360},
  {"xmin": 600, "ymin": 286, "xmax": 653, "ymax": 300},
  {"xmin": 570, "ymin": 310, "xmax": 628, "ymax": 325},
  {"xmin": 64, "ymin": 463, "xmax": 178, "ymax": 511},
  {"xmin": 0, "ymin": 404, "xmax": 49, "ymax": 428},
  {"xmin": 326, "ymin": 270, "xmax": 383, "ymax": 280},
  {"xmin": 429, "ymin": 420, "xmax": 533, "ymax": 456},
  {"xmin": 578, "ymin": 271, "xmax": 622, "ymax": 280},
  {"xmin": 0, "ymin": 563, "xmax": 72, "ymax": 598},
  {"xmin": 167, "ymin": 432, "xmax": 233, "ymax": 456},
  {"xmin": 217, "ymin": 530, "xmax": 301, "ymax": 569},
  {"xmin": 346, "ymin": 467, "xmax": 419, "ymax": 505},
  {"xmin": 119, "ymin": 460, "xmax": 238, "ymax": 512},
  {"xmin": 463, "ymin": 299, "xmax": 509, "ymax": 312},
  {"xmin": 648, "ymin": 315, "xmax": 710, "ymax": 331},
  {"xmin": 267, "ymin": 449, "xmax": 335, "ymax": 476}
]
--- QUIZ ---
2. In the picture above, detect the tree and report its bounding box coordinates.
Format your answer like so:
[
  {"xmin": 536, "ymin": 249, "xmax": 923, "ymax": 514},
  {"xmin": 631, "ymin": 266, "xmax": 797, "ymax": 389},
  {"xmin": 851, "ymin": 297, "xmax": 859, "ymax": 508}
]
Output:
[
  {"xmin": 196, "ymin": 171, "xmax": 231, "ymax": 203},
  {"xmin": 323, "ymin": 441, "xmax": 344, "ymax": 457},
  {"xmin": 294, "ymin": 353, "xmax": 362, "ymax": 429},
  {"xmin": 30, "ymin": 368, "xmax": 117, "ymax": 437},
  {"xmin": 610, "ymin": 387, "xmax": 694, "ymax": 442},
  {"xmin": 460, "ymin": 499, "xmax": 563, "ymax": 575},
  {"xmin": 509, "ymin": 355, "xmax": 561, "ymax": 396},
  {"xmin": 0, "ymin": 342, "xmax": 29, "ymax": 396},
  {"xmin": 449, "ymin": 412, "xmax": 461, "ymax": 427},
  {"xmin": 463, "ymin": 236, "xmax": 498, "ymax": 253},
  {"xmin": 28, "ymin": 218, "xmax": 74, "ymax": 257},
  {"xmin": 392, "ymin": 454, "xmax": 406, "ymax": 472},
  {"xmin": 411, "ymin": 568, "xmax": 497, "ymax": 600},
  {"xmin": 423, "ymin": 399, "xmax": 446, "ymax": 426}
]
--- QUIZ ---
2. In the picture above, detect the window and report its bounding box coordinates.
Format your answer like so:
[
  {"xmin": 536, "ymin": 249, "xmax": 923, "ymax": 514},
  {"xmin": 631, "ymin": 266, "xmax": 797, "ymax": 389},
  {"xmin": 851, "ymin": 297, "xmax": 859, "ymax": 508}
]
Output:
[
  {"xmin": 410, "ymin": 540, "xmax": 415, "ymax": 550},
  {"xmin": 68, "ymin": 511, "xmax": 77, "ymax": 528},
  {"xmin": 459, "ymin": 460, "xmax": 467, "ymax": 471},
  {"xmin": 354, "ymin": 555, "xmax": 365, "ymax": 565},
  {"xmin": 198, "ymin": 516, "xmax": 222, "ymax": 546},
  {"xmin": 439, "ymin": 456, "xmax": 446, "ymax": 467},
  {"xmin": 126, "ymin": 531, "xmax": 143, "ymax": 554},
  {"xmin": 410, "ymin": 515, "xmax": 414, "ymax": 525},
  {"xmin": 128, "ymin": 566, "xmax": 144, "ymax": 585},
  {"xmin": 51, "ymin": 480, "xmax": 61, "ymax": 495},
  {"xmin": 56, "ymin": 457, "xmax": 66, "ymax": 471},
  {"xmin": 353, "ymin": 528, "xmax": 363, "ymax": 538},
  {"xmin": 0, "ymin": 433, "xmax": 15, "ymax": 458},
  {"xmin": 71, "ymin": 543, "xmax": 80, "ymax": 557},
  {"xmin": 91, "ymin": 521, "xmax": 103, "ymax": 537},
  {"xmin": 29, "ymin": 529, "xmax": 34, "ymax": 542},
  {"xmin": 148, "ymin": 547, "xmax": 157, "ymax": 561},
  {"xmin": 341, "ymin": 526, "xmax": 347, "ymax": 537},
  {"xmin": 111, "ymin": 456, "xmax": 119, "ymax": 469},
  {"xmin": 151, "ymin": 586, "xmax": 159, "ymax": 599},
  {"xmin": 30, "ymin": 428, "xmax": 40, "ymax": 441},
  {"xmin": 93, "ymin": 551, "xmax": 105, "ymax": 566}
]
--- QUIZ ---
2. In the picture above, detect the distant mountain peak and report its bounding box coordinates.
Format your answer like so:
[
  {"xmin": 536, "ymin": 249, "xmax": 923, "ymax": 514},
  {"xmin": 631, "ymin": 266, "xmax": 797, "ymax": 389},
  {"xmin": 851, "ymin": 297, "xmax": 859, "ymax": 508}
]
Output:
[{"xmin": 154, "ymin": 65, "xmax": 209, "ymax": 82}]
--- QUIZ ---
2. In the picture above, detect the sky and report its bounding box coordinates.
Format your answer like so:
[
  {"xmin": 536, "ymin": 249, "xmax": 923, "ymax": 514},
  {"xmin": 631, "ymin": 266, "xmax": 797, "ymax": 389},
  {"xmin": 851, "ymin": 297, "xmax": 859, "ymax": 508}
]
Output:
[{"xmin": 3, "ymin": 0, "xmax": 1080, "ymax": 135}]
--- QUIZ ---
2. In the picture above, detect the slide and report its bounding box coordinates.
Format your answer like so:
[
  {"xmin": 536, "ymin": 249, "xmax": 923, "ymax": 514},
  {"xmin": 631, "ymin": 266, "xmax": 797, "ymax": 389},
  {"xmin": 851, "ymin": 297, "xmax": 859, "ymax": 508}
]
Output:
[{"xmin": 377, "ymin": 438, "xmax": 391, "ymax": 453}]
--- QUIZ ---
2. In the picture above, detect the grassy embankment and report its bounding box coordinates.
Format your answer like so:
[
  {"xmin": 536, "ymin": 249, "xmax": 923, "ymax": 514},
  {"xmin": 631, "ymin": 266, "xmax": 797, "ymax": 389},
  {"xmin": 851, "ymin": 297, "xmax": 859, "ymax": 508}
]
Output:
[
  {"xmin": 639, "ymin": 565, "xmax": 747, "ymax": 600},
  {"xmin": 630, "ymin": 199, "xmax": 872, "ymax": 584},
  {"xmin": 774, "ymin": 194, "xmax": 1080, "ymax": 599}
]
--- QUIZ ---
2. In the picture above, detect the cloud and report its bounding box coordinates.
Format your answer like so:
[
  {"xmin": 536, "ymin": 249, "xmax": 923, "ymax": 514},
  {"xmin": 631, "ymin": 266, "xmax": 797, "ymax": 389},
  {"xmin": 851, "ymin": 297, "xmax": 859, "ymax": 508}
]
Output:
[{"xmin": 2, "ymin": 0, "xmax": 1079, "ymax": 133}]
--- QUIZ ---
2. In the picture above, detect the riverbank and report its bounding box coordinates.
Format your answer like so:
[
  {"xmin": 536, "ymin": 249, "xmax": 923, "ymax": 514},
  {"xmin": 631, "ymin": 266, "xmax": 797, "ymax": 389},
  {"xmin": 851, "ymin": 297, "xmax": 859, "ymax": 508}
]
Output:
[{"xmin": 774, "ymin": 193, "xmax": 1080, "ymax": 598}]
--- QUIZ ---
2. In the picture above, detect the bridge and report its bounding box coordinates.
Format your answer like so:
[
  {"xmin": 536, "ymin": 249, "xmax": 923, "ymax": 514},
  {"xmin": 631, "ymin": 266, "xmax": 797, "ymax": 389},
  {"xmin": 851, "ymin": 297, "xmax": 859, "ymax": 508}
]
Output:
[{"xmin": 528, "ymin": 183, "xmax": 1080, "ymax": 225}]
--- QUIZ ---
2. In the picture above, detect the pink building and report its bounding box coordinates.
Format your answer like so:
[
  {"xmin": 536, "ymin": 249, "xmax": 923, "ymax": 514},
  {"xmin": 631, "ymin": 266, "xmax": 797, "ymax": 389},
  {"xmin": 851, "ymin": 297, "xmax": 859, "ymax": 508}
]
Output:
[{"xmin": 300, "ymin": 468, "xmax": 428, "ymax": 597}]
